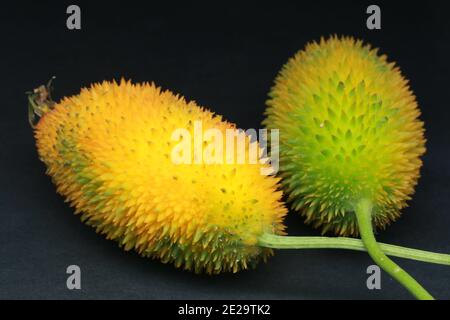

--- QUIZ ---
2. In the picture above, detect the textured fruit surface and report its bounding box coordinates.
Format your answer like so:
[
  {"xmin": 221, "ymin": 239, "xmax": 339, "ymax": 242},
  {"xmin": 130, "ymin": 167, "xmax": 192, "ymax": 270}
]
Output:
[
  {"xmin": 264, "ymin": 36, "xmax": 425, "ymax": 236},
  {"xmin": 34, "ymin": 80, "xmax": 286, "ymax": 274}
]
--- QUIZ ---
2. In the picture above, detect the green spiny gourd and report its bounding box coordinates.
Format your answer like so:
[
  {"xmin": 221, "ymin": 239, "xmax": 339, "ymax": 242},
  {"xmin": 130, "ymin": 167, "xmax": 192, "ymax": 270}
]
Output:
[
  {"xmin": 264, "ymin": 36, "xmax": 425, "ymax": 237},
  {"xmin": 263, "ymin": 36, "xmax": 442, "ymax": 299}
]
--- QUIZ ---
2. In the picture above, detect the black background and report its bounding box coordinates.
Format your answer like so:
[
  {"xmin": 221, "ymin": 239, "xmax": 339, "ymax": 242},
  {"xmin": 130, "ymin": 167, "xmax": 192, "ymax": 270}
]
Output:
[{"xmin": 1, "ymin": 0, "xmax": 450, "ymax": 300}]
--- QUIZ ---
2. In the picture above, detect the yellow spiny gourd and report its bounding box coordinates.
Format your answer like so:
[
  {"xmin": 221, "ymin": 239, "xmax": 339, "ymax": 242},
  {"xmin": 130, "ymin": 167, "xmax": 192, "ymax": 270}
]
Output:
[{"xmin": 31, "ymin": 80, "xmax": 287, "ymax": 274}]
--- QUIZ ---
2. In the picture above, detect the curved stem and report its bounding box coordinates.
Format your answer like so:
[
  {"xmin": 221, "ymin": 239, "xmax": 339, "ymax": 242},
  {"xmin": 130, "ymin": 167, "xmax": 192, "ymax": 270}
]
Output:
[
  {"xmin": 258, "ymin": 234, "xmax": 450, "ymax": 266},
  {"xmin": 354, "ymin": 198, "xmax": 433, "ymax": 300}
]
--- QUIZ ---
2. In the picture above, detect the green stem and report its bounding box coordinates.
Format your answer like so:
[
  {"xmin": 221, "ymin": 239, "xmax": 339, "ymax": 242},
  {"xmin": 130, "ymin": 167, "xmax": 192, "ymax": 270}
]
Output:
[
  {"xmin": 258, "ymin": 234, "xmax": 450, "ymax": 266},
  {"xmin": 354, "ymin": 198, "xmax": 433, "ymax": 300}
]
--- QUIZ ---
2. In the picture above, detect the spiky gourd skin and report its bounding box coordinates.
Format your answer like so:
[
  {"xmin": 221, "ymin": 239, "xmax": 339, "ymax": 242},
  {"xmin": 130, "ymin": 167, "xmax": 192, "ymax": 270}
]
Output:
[
  {"xmin": 264, "ymin": 36, "xmax": 425, "ymax": 236},
  {"xmin": 34, "ymin": 80, "xmax": 286, "ymax": 274}
]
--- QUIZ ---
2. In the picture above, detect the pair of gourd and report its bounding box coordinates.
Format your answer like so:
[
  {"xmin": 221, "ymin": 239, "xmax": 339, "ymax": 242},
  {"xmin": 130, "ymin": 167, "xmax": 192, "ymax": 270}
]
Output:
[{"xmin": 29, "ymin": 36, "xmax": 449, "ymax": 299}]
